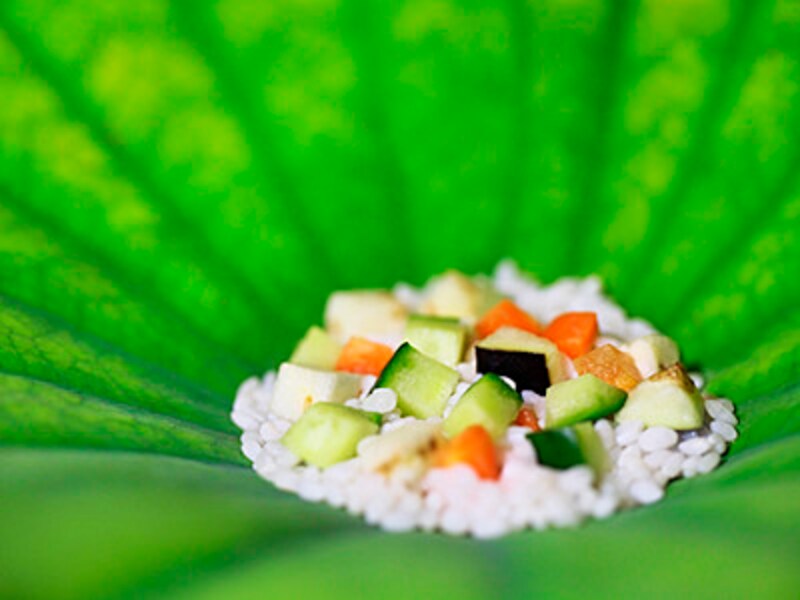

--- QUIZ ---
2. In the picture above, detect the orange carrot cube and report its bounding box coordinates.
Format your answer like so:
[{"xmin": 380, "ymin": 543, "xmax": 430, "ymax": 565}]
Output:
[
  {"xmin": 335, "ymin": 337, "xmax": 394, "ymax": 376},
  {"xmin": 475, "ymin": 299, "xmax": 542, "ymax": 339},
  {"xmin": 434, "ymin": 424, "xmax": 500, "ymax": 480},
  {"xmin": 544, "ymin": 311, "xmax": 598, "ymax": 358}
]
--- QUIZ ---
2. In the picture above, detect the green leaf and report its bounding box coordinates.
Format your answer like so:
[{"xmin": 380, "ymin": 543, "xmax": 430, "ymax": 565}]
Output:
[{"xmin": 1, "ymin": 0, "xmax": 799, "ymax": 597}]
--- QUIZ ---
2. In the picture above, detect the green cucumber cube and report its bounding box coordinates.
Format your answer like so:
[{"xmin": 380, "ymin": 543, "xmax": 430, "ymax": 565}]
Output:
[
  {"xmin": 545, "ymin": 374, "xmax": 626, "ymax": 428},
  {"xmin": 289, "ymin": 326, "xmax": 341, "ymax": 370},
  {"xmin": 270, "ymin": 363, "xmax": 363, "ymax": 420},
  {"xmin": 374, "ymin": 343, "xmax": 459, "ymax": 419},
  {"xmin": 527, "ymin": 423, "xmax": 609, "ymax": 475},
  {"xmin": 281, "ymin": 403, "xmax": 379, "ymax": 468},
  {"xmin": 573, "ymin": 422, "xmax": 610, "ymax": 477},
  {"xmin": 443, "ymin": 373, "xmax": 522, "ymax": 439},
  {"xmin": 526, "ymin": 428, "xmax": 585, "ymax": 470},
  {"xmin": 404, "ymin": 314, "xmax": 467, "ymax": 366}
]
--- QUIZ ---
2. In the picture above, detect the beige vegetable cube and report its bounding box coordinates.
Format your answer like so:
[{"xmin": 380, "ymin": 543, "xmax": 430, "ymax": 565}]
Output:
[
  {"xmin": 420, "ymin": 271, "xmax": 483, "ymax": 322},
  {"xmin": 324, "ymin": 291, "xmax": 407, "ymax": 342},
  {"xmin": 270, "ymin": 363, "xmax": 363, "ymax": 420},
  {"xmin": 616, "ymin": 364, "xmax": 703, "ymax": 430}
]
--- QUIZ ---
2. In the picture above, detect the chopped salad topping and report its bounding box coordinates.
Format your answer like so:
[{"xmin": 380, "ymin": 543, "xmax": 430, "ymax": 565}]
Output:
[{"xmin": 233, "ymin": 262, "xmax": 738, "ymax": 538}]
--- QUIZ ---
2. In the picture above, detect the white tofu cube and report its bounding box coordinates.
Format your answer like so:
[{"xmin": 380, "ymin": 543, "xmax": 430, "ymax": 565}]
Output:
[
  {"xmin": 270, "ymin": 363, "xmax": 363, "ymax": 420},
  {"xmin": 622, "ymin": 334, "xmax": 680, "ymax": 378}
]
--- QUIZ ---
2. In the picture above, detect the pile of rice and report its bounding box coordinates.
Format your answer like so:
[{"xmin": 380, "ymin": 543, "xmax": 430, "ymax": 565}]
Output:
[{"xmin": 232, "ymin": 261, "xmax": 737, "ymax": 538}]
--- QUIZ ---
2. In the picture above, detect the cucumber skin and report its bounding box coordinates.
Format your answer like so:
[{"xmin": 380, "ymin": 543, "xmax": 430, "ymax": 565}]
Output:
[
  {"xmin": 526, "ymin": 429, "xmax": 585, "ymax": 470},
  {"xmin": 443, "ymin": 373, "xmax": 522, "ymax": 439},
  {"xmin": 527, "ymin": 425, "xmax": 609, "ymax": 474},
  {"xmin": 374, "ymin": 343, "xmax": 459, "ymax": 419},
  {"xmin": 573, "ymin": 422, "xmax": 610, "ymax": 477},
  {"xmin": 545, "ymin": 374, "xmax": 626, "ymax": 428}
]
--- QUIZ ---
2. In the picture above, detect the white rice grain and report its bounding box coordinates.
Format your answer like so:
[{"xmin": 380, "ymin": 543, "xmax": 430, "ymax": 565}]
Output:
[
  {"xmin": 638, "ymin": 427, "xmax": 679, "ymax": 452},
  {"xmin": 696, "ymin": 452, "xmax": 722, "ymax": 474},
  {"xmin": 616, "ymin": 420, "xmax": 644, "ymax": 446},
  {"xmin": 678, "ymin": 437, "xmax": 711, "ymax": 456},
  {"xmin": 710, "ymin": 420, "xmax": 738, "ymax": 442},
  {"xmin": 630, "ymin": 479, "xmax": 664, "ymax": 504}
]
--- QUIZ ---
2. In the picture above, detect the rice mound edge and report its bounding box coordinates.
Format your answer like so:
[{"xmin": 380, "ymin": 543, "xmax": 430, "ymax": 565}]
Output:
[{"xmin": 231, "ymin": 261, "xmax": 738, "ymax": 539}]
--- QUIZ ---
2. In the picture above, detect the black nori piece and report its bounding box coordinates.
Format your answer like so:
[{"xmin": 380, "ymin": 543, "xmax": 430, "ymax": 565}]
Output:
[{"xmin": 476, "ymin": 347, "xmax": 551, "ymax": 394}]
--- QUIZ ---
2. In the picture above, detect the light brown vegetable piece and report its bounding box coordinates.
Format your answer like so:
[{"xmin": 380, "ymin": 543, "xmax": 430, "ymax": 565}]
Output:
[{"xmin": 573, "ymin": 344, "xmax": 642, "ymax": 392}]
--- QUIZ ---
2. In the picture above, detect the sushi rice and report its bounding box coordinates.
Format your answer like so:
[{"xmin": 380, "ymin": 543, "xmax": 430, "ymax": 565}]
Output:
[{"xmin": 232, "ymin": 261, "xmax": 737, "ymax": 539}]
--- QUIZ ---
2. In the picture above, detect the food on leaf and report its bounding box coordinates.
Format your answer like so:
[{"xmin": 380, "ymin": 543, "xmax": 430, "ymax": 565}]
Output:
[
  {"xmin": 617, "ymin": 364, "xmax": 705, "ymax": 429},
  {"xmin": 281, "ymin": 403, "xmax": 379, "ymax": 468},
  {"xmin": 270, "ymin": 363, "xmax": 363, "ymax": 420},
  {"xmin": 574, "ymin": 344, "xmax": 642, "ymax": 392},
  {"xmin": 404, "ymin": 314, "xmax": 467, "ymax": 366},
  {"xmin": 622, "ymin": 334, "xmax": 680, "ymax": 378},
  {"xmin": 434, "ymin": 424, "xmax": 500, "ymax": 480},
  {"xmin": 374, "ymin": 343, "xmax": 460, "ymax": 419},
  {"xmin": 544, "ymin": 311, "xmax": 598, "ymax": 358},
  {"xmin": 513, "ymin": 406, "xmax": 541, "ymax": 431},
  {"xmin": 233, "ymin": 263, "xmax": 737, "ymax": 539},
  {"xmin": 476, "ymin": 326, "xmax": 567, "ymax": 393},
  {"xmin": 443, "ymin": 373, "xmax": 522, "ymax": 439},
  {"xmin": 419, "ymin": 271, "xmax": 484, "ymax": 321},
  {"xmin": 545, "ymin": 374, "xmax": 627, "ymax": 428},
  {"xmin": 475, "ymin": 299, "xmax": 542, "ymax": 339},
  {"xmin": 290, "ymin": 326, "xmax": 342, "ymax": 370},
  {"xmin": 325, "ymin": 290, "xmax": 407, "ymax": 341},
  {"xmin": 335, "ymin": 337, "xmax": 394, "ymax": 376}
]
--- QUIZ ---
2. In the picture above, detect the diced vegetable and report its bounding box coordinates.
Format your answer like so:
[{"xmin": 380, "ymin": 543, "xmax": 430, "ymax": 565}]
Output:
[
  {"xmin": 526, "ymin": 428, "xmax": 585, "ymax": 470},
  {"xmin": 374, "ymin": 343, "xmax": 460, "ymax": 419},
  {"xmin": 526, "ymin": 423, "xmax": 609, "ymax": 475},
  {"xmin": 404, "ymin": 314, "xmax": 467, "ymax": 366},
  {"xmin": 622, "ymin": 334, "xmax": 680, "ymax": 378},
  {"xmin": 419, "ymin": 271, "xmax": 483, "ymax": 322},
  {"xmin": 573, "ymin": 422, "xmax": 611, "ymax": 478},
  {"xmin": 648, "ymin": 363, "xmax": 691, "ymax": 386},
  {"xmin": 434, "ymin": 424, "xmax": 500, "ymax": 480},
  {"xmin": 544, "ymin": 311, "xmax": 598, "ymax": 358},
  {"xmin": 335, "ymin": 336, "xmax": 394, "ymax": 376},
  {"xmin": 325, "ymin": 290, "xmax": 407, "ymax": 341},
  {"xmin": 270, "ymin": 363, "xmax": 363, "ymax": 420},
  {"xmin": 289, "ymin": 326, "xmax": 342, "ymax": 370},
  {"xmin": 473, "ymin": 275, "xmax": 507, "ymax": 316},
  {"xmin": 443, "ymin": 374, "xmax": 523, "ymax": 439},
  {"xmin": 475, "ymin": 299, "xmax": 542, "ymax": 339},
  {"xmin": 359, "ymin": 421, "xmax": 442, "ymax": 471},
  {"xmin": 574, "ymin": 344, "xmax": 642, "ymax": 392},
  {"xmin": 477, "ymin": 348, "xmax": 549, "ymax": 394},
  {"xmin": 514, "ymin": 406, "xmax": 541, "ymax": 431},
  {"xmin": 476, "ymin": 326, "xmax": 567, "ymax": 393},
  {"xmin": 617, "ymin": 364, "xmax": 704, "ymax": 429},
  {"xmin": 545, "ymin": 374, "xmax": 627, "ymax": 428},
  {"xmin": 281, "ymin": 403, "xmax": 379, "ymax": 468}
]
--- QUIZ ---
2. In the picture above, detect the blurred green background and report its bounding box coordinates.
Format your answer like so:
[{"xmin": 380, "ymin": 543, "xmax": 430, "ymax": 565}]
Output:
[{"xmin": 1, "ymin": 0, "xmax": 799, "ymax": 597}]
